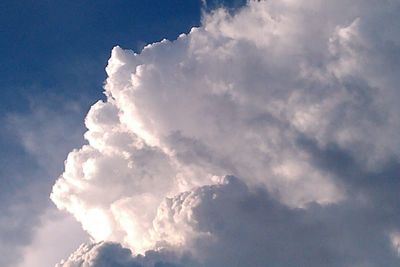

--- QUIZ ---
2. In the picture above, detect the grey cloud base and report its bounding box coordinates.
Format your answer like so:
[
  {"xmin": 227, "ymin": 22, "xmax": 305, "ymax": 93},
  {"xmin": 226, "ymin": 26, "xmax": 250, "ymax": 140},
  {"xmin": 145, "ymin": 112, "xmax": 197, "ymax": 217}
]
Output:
[
  {"xmin": 58, "ymin": 176, "xmax": 400, "ymax": 266},
  {"xmin": 54, "ymin": 0, "xmax": 400, "ymax": 266}
]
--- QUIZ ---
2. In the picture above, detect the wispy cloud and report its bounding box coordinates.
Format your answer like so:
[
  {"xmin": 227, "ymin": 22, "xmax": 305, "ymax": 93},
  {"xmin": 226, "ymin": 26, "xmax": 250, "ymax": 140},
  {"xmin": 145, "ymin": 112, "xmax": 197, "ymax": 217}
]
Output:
[{"xmin": 1, "ymin": 96, "xmax": 88, "ymax": 266}]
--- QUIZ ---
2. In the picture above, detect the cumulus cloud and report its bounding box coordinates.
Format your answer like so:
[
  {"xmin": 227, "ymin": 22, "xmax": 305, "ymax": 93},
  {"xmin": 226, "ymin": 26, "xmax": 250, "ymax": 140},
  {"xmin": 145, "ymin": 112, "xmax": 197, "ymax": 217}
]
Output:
[
  {"xmin": 53, "ymin": 0, "xmax": 400, "ymax": 266},
  {"xmin": 57, "ymin": 176, "xmax": 400, "ymax": 266}
]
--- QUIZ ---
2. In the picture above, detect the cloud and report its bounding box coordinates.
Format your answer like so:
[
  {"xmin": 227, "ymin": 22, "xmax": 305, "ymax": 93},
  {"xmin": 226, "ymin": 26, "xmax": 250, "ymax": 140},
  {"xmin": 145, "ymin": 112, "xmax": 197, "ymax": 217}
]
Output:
[
  {"xmin": 58, "ymin": 176, "xmax": 400, "ymax": 266},
  {"xmin": 55, "ymin": 241, "xmax": 191, "ymax": 267},
  {"xmin": 53, "ymin": 0, "xmax": 400, "ymax": 266},
  {"xmin": 0, "ymin": 98, "xmax": 87, "ymax": 267},
  {"xmin": 17, "ymin": 208, "xmax": 88, "ymax": 267}
]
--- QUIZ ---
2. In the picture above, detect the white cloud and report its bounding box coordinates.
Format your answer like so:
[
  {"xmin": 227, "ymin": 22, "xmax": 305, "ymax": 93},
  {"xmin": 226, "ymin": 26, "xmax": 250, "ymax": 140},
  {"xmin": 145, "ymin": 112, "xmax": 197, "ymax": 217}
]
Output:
[
  {"xmin": 17, "ymin": 209, "xmax": 88, "ymax": 267},
  {"xmin": 58, "ymin": 175, "xmax": 400, "ymax": 266},
  {"xmin": 0, "ymin": 97, "xmax": 87, "ymax": 267},
  {"xmin": 53, "ymin": 0, "xmax": 400, "ymax": 266}
]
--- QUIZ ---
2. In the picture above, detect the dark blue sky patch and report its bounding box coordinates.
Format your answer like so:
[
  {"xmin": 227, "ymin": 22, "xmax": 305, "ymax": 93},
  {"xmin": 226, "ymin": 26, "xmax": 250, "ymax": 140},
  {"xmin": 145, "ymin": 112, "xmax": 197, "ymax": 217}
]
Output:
[{"xmin": 0, "ymin": 0, "xmax": 245, "ymax": 113}]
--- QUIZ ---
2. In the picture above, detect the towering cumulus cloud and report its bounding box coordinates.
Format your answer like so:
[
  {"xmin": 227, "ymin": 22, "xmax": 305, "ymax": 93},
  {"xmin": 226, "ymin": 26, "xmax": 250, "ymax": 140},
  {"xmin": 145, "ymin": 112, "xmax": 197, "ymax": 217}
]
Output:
[{"xmin": 52, "ymin": 1, "xmax": 400, "ymax": 266}]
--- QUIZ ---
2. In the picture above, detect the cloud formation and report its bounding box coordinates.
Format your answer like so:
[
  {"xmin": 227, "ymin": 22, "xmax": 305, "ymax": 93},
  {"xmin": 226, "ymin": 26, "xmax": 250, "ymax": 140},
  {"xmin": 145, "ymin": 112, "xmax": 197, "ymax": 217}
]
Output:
[
  {"xmin": 53, "ymin": 0, "xmax": 400, "ymax": 266},
  {"xmin": 0, "ymin": 98, "xmax": 87, "ymax": 267},
  {"xmin": 57, "ymin": 176, "xmax": 400, "ymax": 266}
]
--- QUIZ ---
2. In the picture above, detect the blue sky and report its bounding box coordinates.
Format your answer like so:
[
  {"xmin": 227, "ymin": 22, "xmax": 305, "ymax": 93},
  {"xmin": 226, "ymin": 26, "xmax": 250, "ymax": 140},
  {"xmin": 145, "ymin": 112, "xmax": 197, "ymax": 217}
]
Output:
[
  {"xmin": 0, "ymin": 1, "xmax": 245, "ymax": 266},
  {"xmin": 1, "ymin": 0, "xmax": 243, "ymax": 113}
]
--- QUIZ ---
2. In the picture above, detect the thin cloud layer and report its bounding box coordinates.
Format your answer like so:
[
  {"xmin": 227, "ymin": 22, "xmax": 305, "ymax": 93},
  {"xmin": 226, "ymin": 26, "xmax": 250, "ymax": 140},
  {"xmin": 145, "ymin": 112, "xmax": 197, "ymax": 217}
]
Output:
[
  {"xmin": 0, "ymin": 99, "xmax": 87, "ymax": 267},
  {"xmin": 54, "ymin": 0, "xmax": 400, "ymax": 266}
]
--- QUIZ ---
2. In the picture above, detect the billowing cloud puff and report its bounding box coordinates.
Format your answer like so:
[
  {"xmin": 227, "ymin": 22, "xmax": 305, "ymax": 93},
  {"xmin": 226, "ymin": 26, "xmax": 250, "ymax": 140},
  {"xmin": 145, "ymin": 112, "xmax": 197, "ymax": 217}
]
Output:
[
  {"xmin": 53, "ymin": 0, "xmax": 400, "ymax": 266},
  {"xmin": 58, "ymin": 176, "xmax": 400, "ymax": 266}
]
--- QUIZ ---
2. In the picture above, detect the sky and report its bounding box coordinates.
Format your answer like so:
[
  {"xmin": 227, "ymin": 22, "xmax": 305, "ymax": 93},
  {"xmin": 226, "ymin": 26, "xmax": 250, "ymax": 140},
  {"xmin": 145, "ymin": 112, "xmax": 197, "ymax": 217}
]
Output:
[{"xmin": 2, "ymin": 0, "xmax": 400, "ymax": 267}]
